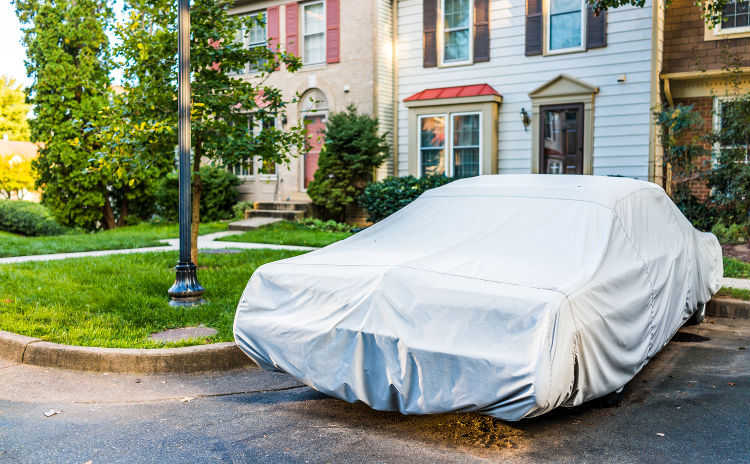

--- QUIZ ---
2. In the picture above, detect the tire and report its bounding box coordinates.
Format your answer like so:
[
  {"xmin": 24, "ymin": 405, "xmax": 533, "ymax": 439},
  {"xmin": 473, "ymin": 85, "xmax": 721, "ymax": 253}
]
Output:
[{"xmin": 686, "ymin": 302, "xmax": 706, "ymax": 326}]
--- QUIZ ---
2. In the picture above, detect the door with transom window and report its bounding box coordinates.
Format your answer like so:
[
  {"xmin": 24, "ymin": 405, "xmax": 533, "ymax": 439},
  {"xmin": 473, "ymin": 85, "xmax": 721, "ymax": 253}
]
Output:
[{"xmin": 540, "ymin": 104, "xmax": 584, "ymax": 174}]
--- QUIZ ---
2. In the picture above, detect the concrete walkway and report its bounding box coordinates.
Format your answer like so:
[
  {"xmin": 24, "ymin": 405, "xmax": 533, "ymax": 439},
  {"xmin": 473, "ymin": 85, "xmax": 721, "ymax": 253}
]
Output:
[{"xmin": 0, "ymin": 231, "xmax": 316, "ymax": 265}]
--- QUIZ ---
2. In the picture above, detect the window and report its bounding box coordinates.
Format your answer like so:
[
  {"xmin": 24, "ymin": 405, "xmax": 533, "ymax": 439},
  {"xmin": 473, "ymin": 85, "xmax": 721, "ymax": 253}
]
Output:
[
  {"xmin": 226, "ymin": 115, "xmax": 278, "ymax": 178},
  {"xmin": 721, "ymin": 0, "xmax": 750, "ymax": 30},
  {"xmin": 442, "ymin": 0, "xmax": 472, "ymax": 64},
  {"xmin": 714, "ymin": 98, "xmax": 750, "ymax": 162},
  {"xmin": 547, "ymin": 0, "xmax": 585, "ymax": 52},
  {"xmin": 452, "ymin": 113, "xmax": 481, "ymax": 178},
  {"xmin": 419, "ymin": 115, "xmax": 447, "ymax": 176},
  {"xmin": 242, "ymin": 11, "xmax": 267, "ymax": 73},
  {"xmin": 303, "ymin": 1, "xmax": 326, "ymax": 65},
  {"xmin": 419, "ymin": 113, "xmax": 482, "ymax": 178}
]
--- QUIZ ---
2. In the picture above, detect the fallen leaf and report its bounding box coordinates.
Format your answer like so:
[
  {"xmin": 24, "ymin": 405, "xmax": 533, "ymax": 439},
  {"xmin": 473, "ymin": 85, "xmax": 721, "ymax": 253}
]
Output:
[
  {"xmin": 180, "ymin": 397, "xmax": 195, "ymax": 403},
  {"xmin": 656, "ymin": 433, "xmax": 665, "ymax": 437},
  {"xmin": 44, "ymin": 409, "xmax": 62, "ymax": 417}
]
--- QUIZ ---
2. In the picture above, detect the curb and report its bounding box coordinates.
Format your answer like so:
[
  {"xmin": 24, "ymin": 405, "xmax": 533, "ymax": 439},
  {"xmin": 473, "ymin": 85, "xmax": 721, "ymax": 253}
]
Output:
[
  {"xmin": 707, "ymin": 297, "xmax": 750, "ymax": 320},
  {"xmin": 0, "ymin": 330, "xmax": 254, "ymax": 374}
]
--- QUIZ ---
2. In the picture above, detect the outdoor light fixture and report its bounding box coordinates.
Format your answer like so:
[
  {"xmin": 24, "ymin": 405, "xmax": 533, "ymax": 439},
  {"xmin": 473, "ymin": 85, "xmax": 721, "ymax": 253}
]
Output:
[
  {"xmin": 520, "ymin": 108, "xmax": 531, "ymax": 131},
  {"xmin": 168, "ymin": 0, "xmax": 205, "ymax": 306}
]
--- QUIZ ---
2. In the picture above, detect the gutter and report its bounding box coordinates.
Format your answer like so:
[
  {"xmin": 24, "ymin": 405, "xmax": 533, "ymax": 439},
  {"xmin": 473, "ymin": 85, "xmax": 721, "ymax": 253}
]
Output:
[{"xmin": 660, "ymin": 67, "xmax": 750, "ymax": 106}]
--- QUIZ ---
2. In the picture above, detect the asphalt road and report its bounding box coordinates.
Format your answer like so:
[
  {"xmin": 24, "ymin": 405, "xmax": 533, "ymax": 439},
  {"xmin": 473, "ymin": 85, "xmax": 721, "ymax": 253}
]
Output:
[{"xmin": 1, "ymin": 318, "xmax": 748, "ymax": 464}]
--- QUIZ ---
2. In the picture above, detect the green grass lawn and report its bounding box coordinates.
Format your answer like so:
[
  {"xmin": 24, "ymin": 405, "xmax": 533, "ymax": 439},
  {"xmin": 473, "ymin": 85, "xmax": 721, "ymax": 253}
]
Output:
[
  {"xmin": 0, "ymin": 222, "xmax": 228, "ymax": 258},
  {"xmin": 716, "ymin": 287, "xmax": 750, "ymax": 301},
  {"xmin": 219, "ymin": 221, "xmax": 353, "ymax": 247},
  {"xmin": 0, "ymin": 249, "xmax": 304, "ymax": 348},
  {"xmin": 724, "ymin": 256, "xmax": 750, "ymax": 279}
]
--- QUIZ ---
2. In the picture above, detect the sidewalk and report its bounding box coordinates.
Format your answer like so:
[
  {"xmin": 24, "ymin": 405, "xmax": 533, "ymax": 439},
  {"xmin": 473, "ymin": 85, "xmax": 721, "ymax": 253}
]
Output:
[{"xmin": 0, "ymin": 231, "xmax": 316, "ymax": 265}]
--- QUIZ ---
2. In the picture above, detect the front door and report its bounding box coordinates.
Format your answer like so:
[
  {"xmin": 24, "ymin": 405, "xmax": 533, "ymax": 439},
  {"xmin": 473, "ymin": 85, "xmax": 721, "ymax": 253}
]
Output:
[
  {"xmin": 304, "ymin": 115, "xmax": 326, "ymax": 188},
  {"xmin": 540, "ymin": 104, "xmax": 584, "ymax": 174}
]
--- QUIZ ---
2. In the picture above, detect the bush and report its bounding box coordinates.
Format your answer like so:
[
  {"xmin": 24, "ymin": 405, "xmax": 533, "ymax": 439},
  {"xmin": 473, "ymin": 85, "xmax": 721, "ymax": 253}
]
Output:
[
  {"xmin": 711, "ymin": 222, "xmax": 749, "ymax": 245},
  {"xmin": 307, "ymin": 106, "xmax": 390, "ymax": 222},
  {"xmin": 359, "ymin": 175, "xmax": 455, "ymax": 223},
  {"xmin": 298, "ymin": 217, "xmax": 351, "ymax": 233},
  {"xmin": 672, "ymin": 185, "xmax": 718, "ymax": 232},
  {"xmin": 0, "ymin": 200, "xmax": 67, "ymax": 236},
  {"xmin": 155, "ymin": 166, "xmax": 241, "ymax": 222},
  {"xmin": 233, "ymin": 201, "xmax": 254, "ymax": 220}
]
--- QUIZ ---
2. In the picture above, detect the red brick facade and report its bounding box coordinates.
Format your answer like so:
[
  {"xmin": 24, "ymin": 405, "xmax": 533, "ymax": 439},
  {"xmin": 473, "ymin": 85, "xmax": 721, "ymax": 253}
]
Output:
[
  {"xmin": 671, "ymin": 97, "xmax": 713, "ymax": 200},
  {"xmin": 664, "ymin": 0, "xmax": 750, "ymax": 74}
]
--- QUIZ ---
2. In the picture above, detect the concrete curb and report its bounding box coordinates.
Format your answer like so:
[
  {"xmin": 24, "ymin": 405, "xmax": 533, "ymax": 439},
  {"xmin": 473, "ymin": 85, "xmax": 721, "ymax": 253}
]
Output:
[
  {"xmin": 0, "ymin": 330, "xmax": 253, "ymax": 374},
  {"xmin": 708, "ymin": 297, "xmax": 750, "ymax": 320}
]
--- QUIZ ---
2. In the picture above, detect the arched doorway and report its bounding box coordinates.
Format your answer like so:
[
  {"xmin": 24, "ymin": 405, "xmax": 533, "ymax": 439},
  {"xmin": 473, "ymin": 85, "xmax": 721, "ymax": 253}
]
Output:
[{"xmin": 300, "ymin": 88, "xmax": 328, "ymax": 189}]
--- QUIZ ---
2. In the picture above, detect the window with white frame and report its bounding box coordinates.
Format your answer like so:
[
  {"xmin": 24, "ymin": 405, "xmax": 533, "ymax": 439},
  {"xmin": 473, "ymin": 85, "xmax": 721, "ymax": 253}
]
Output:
[
  {"xmin": 419, "ymin": 112, "xmax": 481, "ymax": 178},
  {"xmin": 227, "ymin": 115, "xmax": 278, "ymax": 177},
  {"xmin": 547, "ymin": 0, "xmax": 585, "ymax": 52},
  {"xmin": 714, "ymin": 97, "xmax": 750, "ymax": 162},
  {"xmin": 303, "ymin": 1, "xmax": 326, "ymax": 65},
  {"xmin": 721, "ymin": 0, "xmax": 750, "ymax": 30},
  {"xmin": 246, "ymin": 11, "xmax": 267, "ymax": 71},
  {"xmin": 442, "ymin": 0, "xmax": 473, "ymax": 64}
]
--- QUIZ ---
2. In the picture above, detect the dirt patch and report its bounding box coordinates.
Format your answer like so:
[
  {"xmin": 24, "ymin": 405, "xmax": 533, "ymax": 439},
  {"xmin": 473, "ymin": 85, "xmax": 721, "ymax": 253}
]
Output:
[
  {"xmin": 672, "ymin": 332, "xmax": 711, "ymax": 343},
  {"xmin": 723, "ymin": 243, "xmax": 750, "ymax": 262},
  {"xmin": 392, "ymin": 413, "xmax": 524, "ymax": 450}
]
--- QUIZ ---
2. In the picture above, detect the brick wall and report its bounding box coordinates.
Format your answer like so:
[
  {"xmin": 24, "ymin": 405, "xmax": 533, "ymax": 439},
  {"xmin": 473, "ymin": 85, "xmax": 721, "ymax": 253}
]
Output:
[
  {"xmin": 664, "ymin": 0, "xmax": 750, "ymax": 73},
  {"xmin": 671, "ymin": 97, "xmax": 713, "ymax": 199}
]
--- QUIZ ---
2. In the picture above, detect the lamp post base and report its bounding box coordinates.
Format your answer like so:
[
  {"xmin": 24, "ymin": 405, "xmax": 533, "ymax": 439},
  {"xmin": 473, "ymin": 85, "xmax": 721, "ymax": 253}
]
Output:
[{"xmin": 168, "ymin": 262, "xmax": 206, "ymax": 307}]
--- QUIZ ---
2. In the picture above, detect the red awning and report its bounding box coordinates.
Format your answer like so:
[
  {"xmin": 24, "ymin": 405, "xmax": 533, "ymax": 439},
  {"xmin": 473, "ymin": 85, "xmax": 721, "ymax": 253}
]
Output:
[{"xmin": 404, "ymin": 84, "xmax": 501, "ymax": 102}]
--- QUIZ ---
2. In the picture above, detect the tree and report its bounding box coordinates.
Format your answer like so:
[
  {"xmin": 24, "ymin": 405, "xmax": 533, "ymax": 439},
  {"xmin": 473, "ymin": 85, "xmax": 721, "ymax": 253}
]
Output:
[
  {"xmin": 0, "ymin": 76, "xmax": 30, "ymax": 141},
  {"xmin": 307, "ymin": 106, "xmax": 390, "ymax": 222},
  {"xmin": 117, "ymin": 0, "xmax": 306, "ymax": 263},
  {"xmin": 0, "ymin": 153, "xmax": 35, "ymax": 199},
  {"xmin": 15, "ymin": 0, "xmax": 118, "ymax": 230}
]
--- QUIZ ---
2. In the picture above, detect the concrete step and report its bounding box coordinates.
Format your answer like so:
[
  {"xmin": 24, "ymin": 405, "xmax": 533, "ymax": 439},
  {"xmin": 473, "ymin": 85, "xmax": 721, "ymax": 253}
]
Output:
[
  {"xmin": 254, "ymin": 201, "xmax": 311, "ymax": 212},
  {"xmin": 247, "ymin": 209, "xmax": 305, "ymax": 221},
  {"xmin": 227, "ymin": 217, "xmax": 283, "ymax": 231}
]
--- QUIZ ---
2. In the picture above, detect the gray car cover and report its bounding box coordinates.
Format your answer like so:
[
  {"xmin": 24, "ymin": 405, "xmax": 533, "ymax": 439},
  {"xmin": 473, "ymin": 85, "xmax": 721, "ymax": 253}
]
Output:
[{"xmin": 233, "ymin": 175, "xmax": 723, "ymax": 421}]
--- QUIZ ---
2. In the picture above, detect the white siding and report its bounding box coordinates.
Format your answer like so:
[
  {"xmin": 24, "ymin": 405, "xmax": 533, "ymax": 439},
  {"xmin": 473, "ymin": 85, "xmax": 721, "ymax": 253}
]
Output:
[
  {"xmin": 396, "ymin": 0, "xmax": 655, "ymax": 179},
  {"xmin": 376, "ymin": 0, "xmax": 396, "ymax": 179}
]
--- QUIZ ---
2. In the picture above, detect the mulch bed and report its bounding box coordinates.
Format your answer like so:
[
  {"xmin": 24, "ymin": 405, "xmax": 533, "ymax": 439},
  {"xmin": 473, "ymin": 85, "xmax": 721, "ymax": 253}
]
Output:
[{"xmin": 723, "ymin": 243, "xmax": 750, "ymax": 263}]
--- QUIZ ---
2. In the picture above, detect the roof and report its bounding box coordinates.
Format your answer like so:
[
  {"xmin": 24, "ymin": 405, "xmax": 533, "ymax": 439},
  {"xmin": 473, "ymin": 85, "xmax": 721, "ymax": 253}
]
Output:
[
  {"xmin": 404, "ymin": 84, "xmax": 501, "ymax": 102},
  {"xmin": 0, "ymin": 141, "xmax": 39, "ymax": 161}
]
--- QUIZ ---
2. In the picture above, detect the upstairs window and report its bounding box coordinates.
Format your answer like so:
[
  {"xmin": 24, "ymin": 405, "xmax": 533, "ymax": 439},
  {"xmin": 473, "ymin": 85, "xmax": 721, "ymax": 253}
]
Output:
[
  {"xmin": 303, "ymin": 1, "xmax": 326, "ymax": 65},
  {"xmin": 246, "ymin": 11, "xmax": 267, "ymax": 72},
  {"xmin": 548, "ymin": 0, "xmax": 585, "ymax": 52},
  {"xmin": 442, "ymin": 0, "xmax": 472, "ymax": 64},
  {"xmin": 721, "ymin": 0, "xmax": 750, "ymax": 30}
]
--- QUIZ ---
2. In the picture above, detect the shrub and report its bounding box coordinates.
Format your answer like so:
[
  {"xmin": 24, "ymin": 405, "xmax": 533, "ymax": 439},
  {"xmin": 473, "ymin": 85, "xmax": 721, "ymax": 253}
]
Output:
[
  {"xmin": 672, "ymin": 185, "xmax": 718, "ymax": 232},
  {"xmin": 298, "ymin": 217, "xmax": 351, "ymax": 233},
  {"xmin": 233, "ymin": 201, "xmax": 255, "ymax": 219},
  {"xmin": 711, "ymin": 222, "xmax": 749, "ymax": 245},
  {"xmin": 155, "ymin": 166, "xmax": 241, "ymax": 222},
  {"xmin": 0, "ymin": 200, "xmax": 67, "ymax": 236},
  {"xmin": 306, "ymin": 106, "xmax": 390, "ymax": 222},
  {"xmin": 359, "ymin": 175, "xmax": 454, "ymax": 223}
]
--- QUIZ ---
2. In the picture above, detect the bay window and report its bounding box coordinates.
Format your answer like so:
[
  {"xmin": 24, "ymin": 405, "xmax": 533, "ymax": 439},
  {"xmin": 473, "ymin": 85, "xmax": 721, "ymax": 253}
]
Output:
[
  {"xmin": 442, "ymin": 0, "xmax": 473, "ymax": 64},
  {"xmin": 303, "ymin": 1, "xmax": 326, "ymax": 65},
  {"xmin": 419, "ymin": 113, "xmax": 482, "ymax": 178},
  {"xmin": 547, "ymin": 0, "xmax": 585, "ymax": 52}
]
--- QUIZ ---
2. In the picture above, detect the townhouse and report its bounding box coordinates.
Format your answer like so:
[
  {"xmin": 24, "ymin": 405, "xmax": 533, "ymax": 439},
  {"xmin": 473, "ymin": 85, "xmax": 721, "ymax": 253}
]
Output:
[{"xmin": 230, "ymin": 0, "xmax": 396, "ymax": 203}]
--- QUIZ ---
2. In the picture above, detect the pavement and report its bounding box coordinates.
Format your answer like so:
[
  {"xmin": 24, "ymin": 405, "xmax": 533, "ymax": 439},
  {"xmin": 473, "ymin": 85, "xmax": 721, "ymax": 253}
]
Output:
[
  {"xmin": 1, "ymin": 318, "xmax": 748, "ymax": 464},
  {"xmin": 0, "ymin": 231, "xmax": 315, "ymax": 265}
]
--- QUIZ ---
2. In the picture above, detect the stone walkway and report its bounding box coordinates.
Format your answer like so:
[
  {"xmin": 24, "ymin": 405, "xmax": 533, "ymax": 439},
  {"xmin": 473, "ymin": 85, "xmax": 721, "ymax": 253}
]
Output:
[{"xmin": 0, "ymin": 231, "xmax": 316, "ymax": 265}]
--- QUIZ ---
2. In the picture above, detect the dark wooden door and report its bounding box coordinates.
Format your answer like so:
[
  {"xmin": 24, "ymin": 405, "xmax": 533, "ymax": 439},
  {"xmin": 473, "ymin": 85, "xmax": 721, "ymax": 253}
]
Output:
[{"xmin": 540, "ymin": 104, "xmax": 584, "ymax": 174}]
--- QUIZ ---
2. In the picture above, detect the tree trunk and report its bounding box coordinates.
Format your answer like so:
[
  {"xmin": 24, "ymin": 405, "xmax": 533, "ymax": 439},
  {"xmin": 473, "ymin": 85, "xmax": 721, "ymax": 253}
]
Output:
[
  {"xmin": 191, "ymin": 146, "xmax": 202, "ymax": 265},
  {"xmin": 102, "ymin": 197, "xmax": 116, "ymax": 230},
  {"xmin": 116, "ymin": 197, "xmax": 128, "ymax": 227}
]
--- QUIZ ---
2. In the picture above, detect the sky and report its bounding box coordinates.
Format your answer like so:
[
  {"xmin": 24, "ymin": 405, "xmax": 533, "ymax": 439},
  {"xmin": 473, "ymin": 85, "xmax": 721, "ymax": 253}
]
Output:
[
  {"xmin": 0, "ymin": 0, "xmax": 30, "ymax": 87},
  {"xmin": 0, "ymin": 0, "xmax": 125, "ymax": 89}
]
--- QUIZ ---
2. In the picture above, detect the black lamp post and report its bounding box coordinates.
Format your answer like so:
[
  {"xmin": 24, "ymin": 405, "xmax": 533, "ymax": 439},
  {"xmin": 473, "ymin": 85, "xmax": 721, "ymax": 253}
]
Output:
[{"xmin": 168, "ymin": 0, "xmax": 205, "ymax": 306}]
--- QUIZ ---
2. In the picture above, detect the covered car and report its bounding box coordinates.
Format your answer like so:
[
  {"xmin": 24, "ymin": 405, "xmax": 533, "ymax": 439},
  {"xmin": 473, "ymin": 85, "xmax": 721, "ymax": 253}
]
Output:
[{"xmin": 233, "ymin": 175, "xmax": 723, "ymax": 421}]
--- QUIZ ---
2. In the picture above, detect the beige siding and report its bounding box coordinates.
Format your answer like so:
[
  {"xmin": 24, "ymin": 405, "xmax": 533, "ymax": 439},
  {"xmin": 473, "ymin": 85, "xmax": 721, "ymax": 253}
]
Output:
[{"xmin": 375, "ymin": 0, "xmax": 396, "ymax": 180}]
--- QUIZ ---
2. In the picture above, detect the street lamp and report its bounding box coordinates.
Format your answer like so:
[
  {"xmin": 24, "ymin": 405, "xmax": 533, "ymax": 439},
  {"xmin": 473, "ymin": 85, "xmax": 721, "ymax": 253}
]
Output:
[{"xmin": 168, "ymin": 0, "xmax": 205, "ymax": 306}]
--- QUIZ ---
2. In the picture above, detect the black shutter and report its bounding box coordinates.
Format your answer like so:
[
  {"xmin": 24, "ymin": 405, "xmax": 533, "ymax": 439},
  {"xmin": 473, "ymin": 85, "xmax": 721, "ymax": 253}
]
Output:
[
  {"xmin": 423, "ymin": 0, "xmax": 438, "ymax": 67},
  {"xmin": 525, "ymin": 0, "xmax": 543, "ymax": 56},
  {"xmin": 587, "ymin": 8, "xmax": 607, "ymax": 49},
  {"xmin": 474, "ymin": 0, "xmax": 490, "ymax": 62}
]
